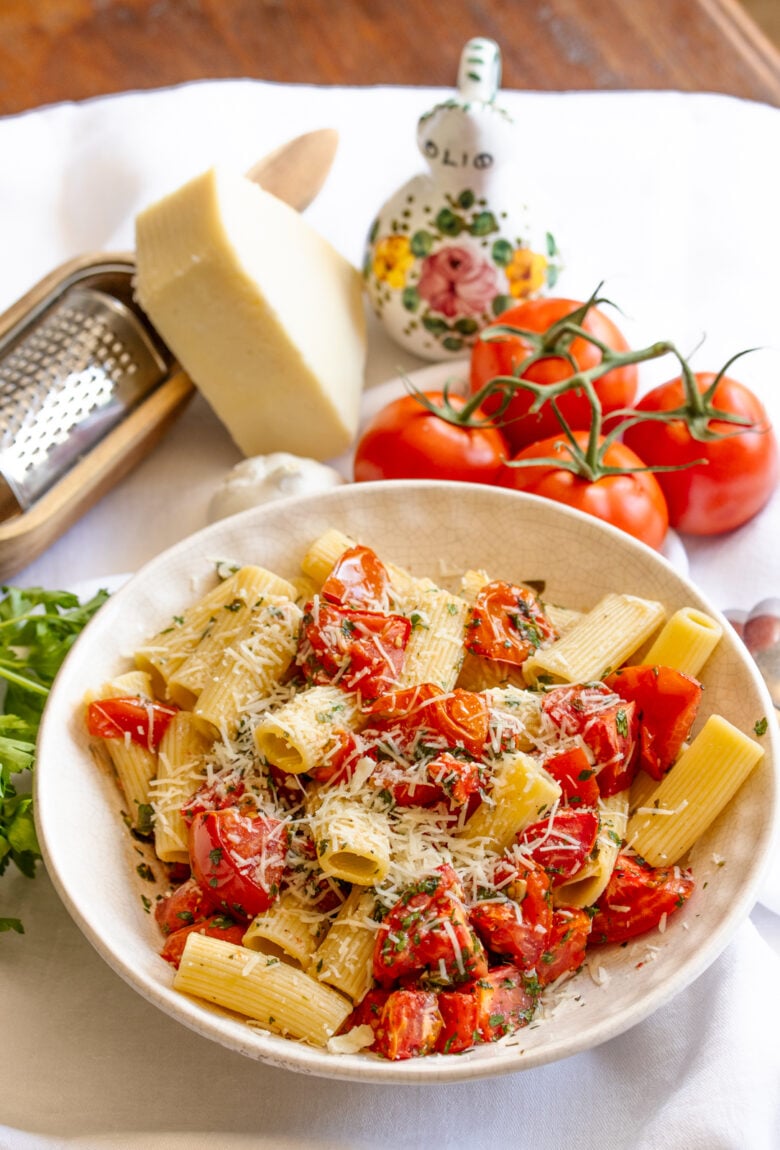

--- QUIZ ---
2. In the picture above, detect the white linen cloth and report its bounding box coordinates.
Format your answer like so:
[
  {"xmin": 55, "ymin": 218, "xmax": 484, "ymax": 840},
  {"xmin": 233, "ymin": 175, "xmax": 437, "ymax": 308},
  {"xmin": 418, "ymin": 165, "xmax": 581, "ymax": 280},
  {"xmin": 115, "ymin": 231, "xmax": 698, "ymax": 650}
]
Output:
[{"xmin": 0, "ymin": 80, "xmax": 779, "ymax": 1148}]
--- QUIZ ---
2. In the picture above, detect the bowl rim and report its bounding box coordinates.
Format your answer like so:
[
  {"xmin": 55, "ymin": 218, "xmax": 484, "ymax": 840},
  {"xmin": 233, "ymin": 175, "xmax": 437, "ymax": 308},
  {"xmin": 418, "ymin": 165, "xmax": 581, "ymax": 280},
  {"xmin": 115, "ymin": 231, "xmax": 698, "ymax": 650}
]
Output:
[{"xmin": 34, "ymin": 480, "xmax": 780, "ymax": 1083}]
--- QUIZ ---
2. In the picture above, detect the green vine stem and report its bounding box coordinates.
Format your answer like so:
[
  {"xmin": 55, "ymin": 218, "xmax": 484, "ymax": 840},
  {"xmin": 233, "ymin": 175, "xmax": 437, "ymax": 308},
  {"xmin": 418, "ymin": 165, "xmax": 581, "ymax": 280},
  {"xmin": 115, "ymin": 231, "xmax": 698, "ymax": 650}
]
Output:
[{"xmin": 404, "ymin": 290, "xmax": 763, "ymax": 483}]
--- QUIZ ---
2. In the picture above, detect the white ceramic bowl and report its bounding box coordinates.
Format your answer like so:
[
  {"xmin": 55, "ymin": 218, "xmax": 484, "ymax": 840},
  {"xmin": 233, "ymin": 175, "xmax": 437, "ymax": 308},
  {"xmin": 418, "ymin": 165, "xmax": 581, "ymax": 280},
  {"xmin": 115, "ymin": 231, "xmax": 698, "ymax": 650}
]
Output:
[{"xmin": 35, "ymin": 481, "xmax": 778, "ymax": 1083}]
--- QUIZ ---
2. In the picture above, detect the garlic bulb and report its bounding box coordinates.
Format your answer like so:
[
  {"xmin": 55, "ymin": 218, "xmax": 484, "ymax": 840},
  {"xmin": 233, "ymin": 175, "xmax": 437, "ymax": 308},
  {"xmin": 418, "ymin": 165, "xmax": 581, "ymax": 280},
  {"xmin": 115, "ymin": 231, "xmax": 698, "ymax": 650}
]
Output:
[{"xmin": 208, "ymin": 453, "xmax": 346, "ymax": 523}]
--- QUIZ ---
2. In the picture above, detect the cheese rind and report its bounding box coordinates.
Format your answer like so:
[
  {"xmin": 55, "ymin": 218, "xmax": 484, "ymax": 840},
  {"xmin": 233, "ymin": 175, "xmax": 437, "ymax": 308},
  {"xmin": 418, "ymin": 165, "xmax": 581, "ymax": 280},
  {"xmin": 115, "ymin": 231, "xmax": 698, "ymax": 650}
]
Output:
[{"xmin": 134, "ymin": 167, "xmax": 367, "ymax": 460}]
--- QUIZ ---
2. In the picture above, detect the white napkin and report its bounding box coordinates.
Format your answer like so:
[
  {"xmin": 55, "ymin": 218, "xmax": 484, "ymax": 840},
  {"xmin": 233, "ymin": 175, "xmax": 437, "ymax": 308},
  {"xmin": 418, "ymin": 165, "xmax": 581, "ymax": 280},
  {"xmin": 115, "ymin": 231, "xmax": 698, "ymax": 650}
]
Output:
[{"xmin": 1, "ymin": 81, "xmax": 779, "ymax": 1148}]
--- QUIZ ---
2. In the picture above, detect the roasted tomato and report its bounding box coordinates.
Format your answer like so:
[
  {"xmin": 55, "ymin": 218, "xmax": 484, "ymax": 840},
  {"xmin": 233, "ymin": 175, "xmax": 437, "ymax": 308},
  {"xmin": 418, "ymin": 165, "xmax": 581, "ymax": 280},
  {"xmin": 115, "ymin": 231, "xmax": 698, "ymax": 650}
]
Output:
[
  {"xmin": 373, "ymin": 866, "xmax": 488, "ymax": 988},
  {"xmin": 604, "ymin": 664, "xmax": 703, "ymax": 780},
  {"xmin": 373, "ymin": 989, "xmax": 443, "ymax": 1061},
  {"xmin": 308, "ymin": 729, "xmax": 374, "ymax": 786},
  {"xmin": 298, "ymin": 599, "xmax": 411, "ymax": 698},
  {"xmin": 514, "ymin": 808, "xmax": 599, "ymax": 886},
  {"xmin": 537, "ymin": 907, "xmax": 592, "ymax": 987},
  {"xmin": 320, "ymin": 545, "xmax": 391, "ymax": 611},
  {"xmin": 154, "ymin": 877, "xmax": 216, "ymax": 936},
  {"xmin": 368, "ymin": 683, "xmax": 489, "ymax": 759},
  {"xmin": 353, "ymin": 390, "xmax": 510, "ymax": 485},
  {"xmin": 469, "ymin": 297, "xmax": 638, "ymax": 452},
  {"xmin": 371, "ymin": 751, "xmax": 484, "ymax": 810},
  {"xmin": 471, "ymin": 862, "xmax": 552, "ymax": 969},
  {"xmin": 189, "ymin": 806, "xmax": 288, "ymax": 920},
  {"xmin": 543, "ymin": 746, "xmax": 600, "ymax": 807},
  {"xmin": 542, "ymin": 682, "xmax": 639, "ymax": 796},
  {"xmin": 623, "ymin": 371, "xmax": 778, "ymax": 535},
  {"xmin": 464, "ymin": 580, "xmax": 557, "ymax": 667},
  {"xmin": 589, "ymin": 852, "xmax": 695, "ymax": 945},
  {"xmin": 160, "ymin": 914, "xmax": 245, "ymax": 968},
  {"xmin": 86, "ymin": 696, "xmax": 178, "ymax": 749},
  {"xmin": 436, "ymin": 964, "xmax": 538, "ymax": 1053}
]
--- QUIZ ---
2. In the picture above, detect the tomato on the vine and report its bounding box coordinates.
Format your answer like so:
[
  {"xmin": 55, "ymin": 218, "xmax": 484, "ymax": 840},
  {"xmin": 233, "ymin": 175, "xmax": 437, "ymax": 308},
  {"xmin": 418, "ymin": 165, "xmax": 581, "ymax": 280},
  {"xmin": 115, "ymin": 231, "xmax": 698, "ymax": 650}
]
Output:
[
  {"xmin": 622, "ymin": 371, "xmax": 778, "ymax": 535},
  {"xmin": 502, "ymin": 430, "xmax": 669, "ymax": 550},
  {"xmin": 353, "ymin": 390, "xmax": 509, "ymax": 485},
  {"xmin": 469, "ymin": 297, "xmax": 638, "ymax": 452}
]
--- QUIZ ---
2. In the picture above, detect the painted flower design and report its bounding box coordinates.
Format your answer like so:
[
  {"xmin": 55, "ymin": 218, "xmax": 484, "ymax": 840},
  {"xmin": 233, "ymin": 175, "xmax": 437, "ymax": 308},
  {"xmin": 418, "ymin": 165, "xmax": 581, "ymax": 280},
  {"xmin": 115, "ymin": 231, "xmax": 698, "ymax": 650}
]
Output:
[
  {"xmin": 372, "ymin": 235, "xmax": 415, "ymax": 289},
  {"xmin": 416, "ymin": 245, "xmax": 499, "ymax": 318},
  {"xmin": 506, "ymin": 248, "xmax": 547, "ymax": 299}
]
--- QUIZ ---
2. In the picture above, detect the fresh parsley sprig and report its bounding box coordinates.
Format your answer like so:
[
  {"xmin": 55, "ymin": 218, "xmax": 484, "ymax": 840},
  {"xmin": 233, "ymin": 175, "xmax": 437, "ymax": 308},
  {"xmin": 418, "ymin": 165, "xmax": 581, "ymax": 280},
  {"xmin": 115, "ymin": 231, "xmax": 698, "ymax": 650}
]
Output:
[{"xmin": 0, "ymin": 585, "xmax": 109, "ymax": 934}]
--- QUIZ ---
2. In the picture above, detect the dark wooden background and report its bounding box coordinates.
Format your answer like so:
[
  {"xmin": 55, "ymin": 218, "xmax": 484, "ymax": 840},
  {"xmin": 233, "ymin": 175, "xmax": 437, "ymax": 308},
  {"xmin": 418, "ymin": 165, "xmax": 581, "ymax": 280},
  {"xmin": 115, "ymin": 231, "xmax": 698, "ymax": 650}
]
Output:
[{"xmin": 0, "ymin": 0, "xmax": 778, "ymax": 116}]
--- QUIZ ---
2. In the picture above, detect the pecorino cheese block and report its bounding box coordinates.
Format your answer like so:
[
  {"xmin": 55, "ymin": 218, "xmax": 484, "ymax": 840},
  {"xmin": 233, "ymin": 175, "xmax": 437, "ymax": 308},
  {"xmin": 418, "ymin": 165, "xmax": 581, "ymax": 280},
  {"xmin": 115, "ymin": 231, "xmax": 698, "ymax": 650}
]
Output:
[{"xmin": 134, "ymin": 167, "xmax": 367, "ymax": 461}]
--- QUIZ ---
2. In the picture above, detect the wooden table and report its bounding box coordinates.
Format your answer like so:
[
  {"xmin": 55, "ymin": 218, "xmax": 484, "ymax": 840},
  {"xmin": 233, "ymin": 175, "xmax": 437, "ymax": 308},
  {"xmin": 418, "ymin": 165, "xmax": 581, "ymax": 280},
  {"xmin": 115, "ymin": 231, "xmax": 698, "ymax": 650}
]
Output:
[{"xmin": 0, "ymin": 0, "xmax": 778, "ymax": 116}]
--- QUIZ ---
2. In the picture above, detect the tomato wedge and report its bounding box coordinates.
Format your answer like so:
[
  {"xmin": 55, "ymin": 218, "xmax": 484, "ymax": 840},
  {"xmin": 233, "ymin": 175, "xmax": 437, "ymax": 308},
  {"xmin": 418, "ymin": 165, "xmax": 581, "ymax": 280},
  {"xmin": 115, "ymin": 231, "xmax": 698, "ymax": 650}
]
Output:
[
  {"xmin": 373, "ymin": 866, "xmax": 488, "ymax": 988},
  {"xmin": 160, "ymin": 915, "xmax": 245, "ymax": 968},
  {"xmin": 320, "ymin": 545, "xmax": 391, "ymax": 611},
  {"xmin": 189, "ymin": 806, "xmax": 288, "ymax": 920},
  {"xmin": 537, "ymin": 907, "xmax": 592, "ymax": 987},
  {"xmin": 514, "ymin": 808, "xmax": 599, "ymax": 886},
  {"xmin": 542, "ymin": 683, "xmax": 638, "ymax": 796},
  {"xmin": 298, "ymin": 599, "xmax": 411, "ymax": 698},
  {"xmin": 589, "ymin": 852, "xmax": 695, "ymax": 945},
  {"xmin": 368, "ymin": 684, "xmax": 489, "ymax": 758},
  {"xmin": 373, "ymin": 989, "xmax": 443, "ymax": 1061},
  {"xmin": 86, "ymin": 696, "xmax": 178, "ymax": 749},
  {"xmin": 436, "ymin": 964, "xmax": 538, "ymax": 1053},
  {"xmin": 371, "ymin": 751, "xmax": 484, "ymax": 809},
  {"xmin": 604, "ymin": 665, "xmax": 703, "ymax": 780},
  {"xmin": 471, "ymin": 861, "xmax": 552, "ymax": 969},
  {"xmin": 543, "ymin": 746, "xmax": 599, "ymax": 807},
  {"xmin": 154, "ymin": 877, "xmax": 217, "ymax": 936},
  {"xmin": 465, "ymin": 580, "xmax": 557, "ymax": 667}
]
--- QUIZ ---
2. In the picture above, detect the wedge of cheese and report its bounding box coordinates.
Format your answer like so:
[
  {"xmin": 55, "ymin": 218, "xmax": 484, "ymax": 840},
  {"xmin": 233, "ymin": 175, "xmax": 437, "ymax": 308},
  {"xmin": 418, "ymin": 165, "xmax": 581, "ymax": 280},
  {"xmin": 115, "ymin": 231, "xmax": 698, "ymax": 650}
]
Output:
[{"xmin": 134, "ymin": 167, "xmax": 367, "ymax": 460}]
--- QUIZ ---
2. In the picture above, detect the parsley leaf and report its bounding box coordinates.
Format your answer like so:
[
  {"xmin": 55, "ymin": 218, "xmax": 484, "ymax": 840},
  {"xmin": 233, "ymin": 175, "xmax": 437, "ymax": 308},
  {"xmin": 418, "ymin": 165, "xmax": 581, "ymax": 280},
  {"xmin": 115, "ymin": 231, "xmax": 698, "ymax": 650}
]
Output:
[{"xmin": 0, "ymin": 585, "xmax": 108, "ymax": 931}]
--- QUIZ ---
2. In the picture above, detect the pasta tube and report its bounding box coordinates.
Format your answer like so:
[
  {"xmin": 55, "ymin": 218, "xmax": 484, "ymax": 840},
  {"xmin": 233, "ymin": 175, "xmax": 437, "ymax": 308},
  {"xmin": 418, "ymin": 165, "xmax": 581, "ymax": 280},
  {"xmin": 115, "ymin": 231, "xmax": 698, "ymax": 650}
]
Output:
[
  {"xmin": 174, "ymin": 933, "xmax": 352, "ymax": 1045},
  {"xmin": 460, "ymin": 751, "xmax": 561, "ymax": 853},
  {"xmin": 626, "ymin": 714, "xmax": 764, "ymax": 865},
  {"xmin": 523, "ymin": 593, "xmax": 665, "ymax": 685}
]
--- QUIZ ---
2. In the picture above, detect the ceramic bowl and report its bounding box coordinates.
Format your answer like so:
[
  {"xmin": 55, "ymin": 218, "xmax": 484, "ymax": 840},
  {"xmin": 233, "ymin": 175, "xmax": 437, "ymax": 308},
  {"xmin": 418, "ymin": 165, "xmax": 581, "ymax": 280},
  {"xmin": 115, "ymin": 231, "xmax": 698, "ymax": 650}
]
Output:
[{"xmin": 35, "ymin": 481, "xmax": 778, "ymax": 1083}]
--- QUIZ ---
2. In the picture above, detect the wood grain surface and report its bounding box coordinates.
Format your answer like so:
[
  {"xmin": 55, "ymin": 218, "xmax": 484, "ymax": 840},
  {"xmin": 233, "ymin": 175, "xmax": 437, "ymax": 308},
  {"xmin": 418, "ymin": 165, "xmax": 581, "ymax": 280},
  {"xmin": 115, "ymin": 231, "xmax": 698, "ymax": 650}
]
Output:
[{"xmin": 0, "ymin": 0, "xmax": 778, "ymax": 116}]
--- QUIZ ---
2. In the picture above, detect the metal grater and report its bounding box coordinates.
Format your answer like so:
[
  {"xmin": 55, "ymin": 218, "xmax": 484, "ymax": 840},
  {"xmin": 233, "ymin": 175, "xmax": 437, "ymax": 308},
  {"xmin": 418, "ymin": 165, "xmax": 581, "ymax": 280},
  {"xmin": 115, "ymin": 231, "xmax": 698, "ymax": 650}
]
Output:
[{"xmin": 0, "ymin": 284, "xmax": 169, "ymax": 520}]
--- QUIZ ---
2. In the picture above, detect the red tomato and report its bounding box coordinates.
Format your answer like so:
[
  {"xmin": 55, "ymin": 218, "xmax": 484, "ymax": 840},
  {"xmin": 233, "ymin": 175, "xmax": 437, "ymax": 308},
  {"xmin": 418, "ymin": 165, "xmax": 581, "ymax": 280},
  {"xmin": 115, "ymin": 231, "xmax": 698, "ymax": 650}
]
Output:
[
  {"xmin": 180, "ymin": 772, "xmax": 247, "ymax": 826},
  {"xmin": 604, "ymin": 664, "xmax": 703, "ymax": 780},
  {"xmin": 189, "ymin": 806, "xmax": 288, "ymax": 921},
  {"xmin": 308, "ymin": 729, "xmax": 373, "ymax": 786},
  {"xmin": 589, "ymin": 853, "xmax": 695, "ymax": 945},
  {"xmin": 436, "ymin": 988, "xmax": 480, "ymax": 1054},
  {"xmin": 373, "ymin": 866, "xmax": 488, "ymax": 988},
  {"xmin": 464, "ymin": 580, "xmax": 557, "ymax": 667},
  {"xmin": 154, "ymin": 877, "xmax": 216, "ymax": 936},
  {"xmin": 86, "ymin": 696, "xmax": 178, "ymax": 749},
  {"xmin": 320, "ymin": 545, "xmax": 390, "ymax": 611},
  {"xmin": 160, "ymin": 914, "xmax": 245, "ymax": 968},
  {"xmin": 373, "ymin": 989, "xmax": 443, "ymax": 1061},
  {"xmin": 298, "ymin": 599, "xmax": 411, "ymax": 698},
  {"xmin": 515, "ymin": 808, "xmax": 599, "ymax": 886},
  {"xmin": 436, "ymin": 964, "xmax": 538, "ymax": 1053},
  {"xmin": 504, "ymin": 431, "xmax": 669, "ymax": 550},
  {"xmin": 537, "ymin": 907, "xmax": 592, "ymax": 987},
  {"xmin": 371, "ymin": 752, "xmax": 484, "ymax": 810},
  {"xmin": 471, "ymin": 863, "xmax": 553, "ymax": 969},
  {"xmin": 542, "ymin": 683, "xmax": 639, "ymax": 797},
  {"xmin": 543, "ymin": 746, "xmax": 600, "ymax": 807},
  {"xmin": 469, "ymin": 297, "xmax": 638, "ymax": 452},
  {"xmin": 353, "ymin": 390, "xmax": 509, "ymax": 485},
  {"xmin": 623, "ymin": 372, "xmax": 778, "ymax": 535},
  {"xmin": 368, "ymin": 684, "xmax": 489, "ymax": 759}
]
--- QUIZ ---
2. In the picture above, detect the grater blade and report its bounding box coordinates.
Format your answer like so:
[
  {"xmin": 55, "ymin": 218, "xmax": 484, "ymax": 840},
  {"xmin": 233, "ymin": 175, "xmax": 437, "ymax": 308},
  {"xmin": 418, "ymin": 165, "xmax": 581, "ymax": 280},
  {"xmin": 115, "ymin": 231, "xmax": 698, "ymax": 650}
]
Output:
[{"xmin": 0, "ymin": 285, "xmax": 168, "ymax": 519}]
